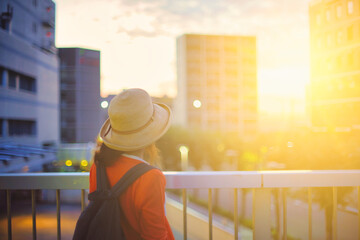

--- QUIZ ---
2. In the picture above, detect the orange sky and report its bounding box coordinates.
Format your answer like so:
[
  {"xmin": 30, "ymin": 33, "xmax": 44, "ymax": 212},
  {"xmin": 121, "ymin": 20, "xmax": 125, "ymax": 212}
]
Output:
[{"xmin": 55, "ymin": 0, "xmax": 311, "ymax": 114}]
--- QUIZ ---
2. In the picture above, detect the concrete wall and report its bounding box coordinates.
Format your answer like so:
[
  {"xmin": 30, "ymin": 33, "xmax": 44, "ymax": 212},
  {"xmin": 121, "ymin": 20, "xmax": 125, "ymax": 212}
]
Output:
[{"xmin": 0, "ymin": 27, "xmax": 59, "ymax": 145}]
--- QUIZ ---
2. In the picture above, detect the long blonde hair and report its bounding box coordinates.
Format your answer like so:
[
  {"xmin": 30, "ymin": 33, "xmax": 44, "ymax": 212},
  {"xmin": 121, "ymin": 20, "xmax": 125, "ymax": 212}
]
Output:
[
  {"xmin": 93, "ymin": 140, "xmax": 162, "ymax": 168},
  {"xmin": 144, "ymin": 143, "xmax": 162, "ymax": 168}
]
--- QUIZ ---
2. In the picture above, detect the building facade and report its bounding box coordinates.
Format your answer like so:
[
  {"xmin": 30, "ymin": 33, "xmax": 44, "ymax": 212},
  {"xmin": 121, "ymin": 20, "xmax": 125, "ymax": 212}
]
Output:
[
  {"xmin": 175, "ymin": 34, "xmax": 257, "ymax": 137},
  {"xmin": 309, "ymin": 0, "xmax": 360, "ymax": 131},
  {"xmin": 59, "ymin": 48, "xmax": 101, "ymax": 143},
  {"xmin": 0, "ymin": 0, "xmax": 59, "ymax": 145}
]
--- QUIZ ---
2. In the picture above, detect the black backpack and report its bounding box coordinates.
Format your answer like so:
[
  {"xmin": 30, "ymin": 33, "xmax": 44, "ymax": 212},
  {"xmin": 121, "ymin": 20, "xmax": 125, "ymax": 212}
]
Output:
[{"xmin": 73, "ymin": 162, "xmax": 154, "ymax": 240}]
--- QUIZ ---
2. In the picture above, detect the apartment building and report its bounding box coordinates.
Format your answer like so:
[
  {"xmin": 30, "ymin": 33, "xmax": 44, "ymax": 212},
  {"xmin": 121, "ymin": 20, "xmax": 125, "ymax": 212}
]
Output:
[
  {"xmin": 309, "ymin": 0, "xmax": 360, "ymax": 130},
  {"xmin": 59, "ymin": 48, "xmax": 101, "ymax": 143},
  {"xmin": 0, "ymin": 0, "xmax": 59, "ymax": 145},
  {"xmin": 175, "ymin": 34, "xmax": 257, "ymax": 137}
]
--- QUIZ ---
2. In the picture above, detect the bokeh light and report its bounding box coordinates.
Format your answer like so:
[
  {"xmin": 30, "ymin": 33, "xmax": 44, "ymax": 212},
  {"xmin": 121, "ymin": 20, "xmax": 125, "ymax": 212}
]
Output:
[
  {"xmin": 101, "ymin": 101, "xmax": 109, "ymax": 109},
  {"xmin": 81, "ymin": 160, "xmax": 88, "ymax": 167},
  {"xmin": 193, "ymin": 100, "xmax": 202, "ymax": 109}
]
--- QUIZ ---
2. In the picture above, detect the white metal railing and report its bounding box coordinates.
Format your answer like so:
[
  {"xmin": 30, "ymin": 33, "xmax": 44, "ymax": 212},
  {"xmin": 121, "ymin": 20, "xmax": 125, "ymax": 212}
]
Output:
[{"xmin": 0, "ymin": 170, "xmax": 360, "ymax": 240}]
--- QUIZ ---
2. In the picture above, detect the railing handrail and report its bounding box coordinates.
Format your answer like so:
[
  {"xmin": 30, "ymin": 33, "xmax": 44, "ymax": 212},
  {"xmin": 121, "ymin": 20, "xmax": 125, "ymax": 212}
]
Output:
[{"xmin": 0, "ymin": 170, "xmax": 360, "ymax": 190}]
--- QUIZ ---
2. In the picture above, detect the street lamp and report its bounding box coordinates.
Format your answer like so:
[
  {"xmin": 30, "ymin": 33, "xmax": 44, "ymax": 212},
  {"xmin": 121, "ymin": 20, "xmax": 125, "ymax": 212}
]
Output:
[
  {"xmin": 192, "ymin": 99, "xmax": 202, "ymax": 109},
  {"xmin": 101, "ymin": 100, "xmax": 109, "ymax": 109},
  {"xmin": 178, "ymin": 145, "xmax": 189, "ymax": 171}
]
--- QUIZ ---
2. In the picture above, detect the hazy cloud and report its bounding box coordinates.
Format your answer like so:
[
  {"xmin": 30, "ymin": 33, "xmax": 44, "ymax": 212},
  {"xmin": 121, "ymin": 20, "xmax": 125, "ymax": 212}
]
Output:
[
  {"xmin": 56, "ymin": 0, "xmax": 312, "ymax": 101},
  {"xmin": 117, "ymin": 26, "xmax": 168, "ymax": 38}
]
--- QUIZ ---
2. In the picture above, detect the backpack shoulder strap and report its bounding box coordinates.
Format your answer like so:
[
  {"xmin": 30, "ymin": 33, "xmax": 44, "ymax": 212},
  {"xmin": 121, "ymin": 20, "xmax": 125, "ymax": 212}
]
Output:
[
  {"xmin": 96, "ymin": 161, "xmax": 110, "ymax": 191},
  {"xmin": 111, "ymin": 163, "xmax": 155, "ymax": 197}
]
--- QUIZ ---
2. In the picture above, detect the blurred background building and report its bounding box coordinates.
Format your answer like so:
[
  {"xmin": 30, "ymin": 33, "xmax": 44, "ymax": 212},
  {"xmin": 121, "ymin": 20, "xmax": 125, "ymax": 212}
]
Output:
[
  {"xmin": 309, "ymin": 0, "xmax": 360, "ymax": 131},
  {"xmin": 59, "ymin": 48, "xmax": 101, "ymax": 143},
  {"xmin": 175, "ymin": 34, "xmax": 258, "ymax": 137},
  {"xmin": 0, "ymin": 0, "xmax": 59, "ymax": 145}
]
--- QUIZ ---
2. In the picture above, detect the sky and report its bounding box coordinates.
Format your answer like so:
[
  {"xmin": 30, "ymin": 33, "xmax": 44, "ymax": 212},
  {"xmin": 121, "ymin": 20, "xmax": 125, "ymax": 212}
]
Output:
[{"xmin": 55, "ymin": 0, "xmax": 311, "ymax": 114}]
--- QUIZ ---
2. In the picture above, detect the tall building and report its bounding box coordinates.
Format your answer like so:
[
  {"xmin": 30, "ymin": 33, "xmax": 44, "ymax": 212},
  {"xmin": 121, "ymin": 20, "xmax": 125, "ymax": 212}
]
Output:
[
  {"xmin": 59, "ymin": 48, "xmax": 101, "ymax": 143},
  {"xmin": 309, "ymin": 0, "xmax": 360, "ymax": 130},
  {"xmin": 175, "ymin": 34, "xmax": 257, "ymax": 137},
  {"xmin": 0, "ymin": 0, "xmax": 59, "ymax": 145}
]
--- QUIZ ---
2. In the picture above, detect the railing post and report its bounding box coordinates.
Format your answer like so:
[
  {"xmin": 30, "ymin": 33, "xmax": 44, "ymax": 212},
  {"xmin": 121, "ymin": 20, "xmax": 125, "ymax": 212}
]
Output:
[
  {"xmin": 182, "ymin": 189, "xmax": 187, "ymax": 240},
  {"xmin": 282, "ymin": 188, "xmax": 287, "ymax": 240},
  {"xmin": 308, "ymin": 187, "xmax": 312, "ymax": 240},
  {"xmin": 332, "ymin": 187, "xmax": 337, "ymax": 240},
  {"xmin": 7, "ymin": 190, "xmax": 12, "ymax": 240},
  {"xmin": 32, "ymin": 190, "xmax": 37, "ymax": 240},
  {"xmin": 358, "ymin": 186, "xmax": 360, "ymax": 240},
  {"xmin": 234, "ymin": 188, "xmax": 238, "ymax": 240},
  {"xmin": 208, "ymin": 189, "xmax": 213, "ymax": 240},
  {"xmin": 81, "ymin": 189, "xmax": 85, "ymax": 211},
  {"xmin": 56, "ymin": 189, "xmax": 61, "ymax": 240},
  {"xmin": 252, "ymin": 188, "xmax": 271, "ymax": 240}
]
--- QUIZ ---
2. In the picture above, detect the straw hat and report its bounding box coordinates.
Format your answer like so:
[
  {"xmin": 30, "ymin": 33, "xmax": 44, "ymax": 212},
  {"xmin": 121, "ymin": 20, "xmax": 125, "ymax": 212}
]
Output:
[{"xmin": 99, "ymin": 88, "xmax": 172, "ymax": 151}]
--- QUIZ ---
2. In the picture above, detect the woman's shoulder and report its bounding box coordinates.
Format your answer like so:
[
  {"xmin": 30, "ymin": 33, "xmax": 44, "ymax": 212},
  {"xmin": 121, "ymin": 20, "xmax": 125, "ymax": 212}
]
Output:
[
  {"xmin": 132, "ymin": 167, "xmax": 166, "ymax": 191},
  {"xmin": 142, "ymin": 167, "xmax": 165, "ymax": 181},
  {"xmin": 120, "ymin": 155, "xmax": 165, "ymax": 178}
]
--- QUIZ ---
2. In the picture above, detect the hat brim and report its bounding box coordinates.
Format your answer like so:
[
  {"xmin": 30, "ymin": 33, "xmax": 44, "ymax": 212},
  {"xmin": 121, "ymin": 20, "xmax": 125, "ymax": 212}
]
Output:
[{"xmin": 99, "ymin": 103, "xmax": 172, "ymax": 151}]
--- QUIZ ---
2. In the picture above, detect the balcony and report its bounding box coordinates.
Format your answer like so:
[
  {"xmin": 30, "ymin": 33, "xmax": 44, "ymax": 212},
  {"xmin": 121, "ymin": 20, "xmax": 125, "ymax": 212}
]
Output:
[
  {"xmin": 0, "ymin": 170, "xmax": 359, "ymax": 240},
  {"xmin": 41, "ymin": 6, "xmax": 55, "ymax": 29}
]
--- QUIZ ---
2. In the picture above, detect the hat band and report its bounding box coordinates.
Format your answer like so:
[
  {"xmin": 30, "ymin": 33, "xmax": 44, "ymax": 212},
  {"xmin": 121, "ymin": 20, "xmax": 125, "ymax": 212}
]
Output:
[{"xmin": 106, "ymin": 109, "xmax": 155, "ymax": 135}]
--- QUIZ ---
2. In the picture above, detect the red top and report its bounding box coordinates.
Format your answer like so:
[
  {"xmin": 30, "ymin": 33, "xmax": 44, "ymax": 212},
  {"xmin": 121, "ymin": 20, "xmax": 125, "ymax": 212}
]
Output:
[{"xmin": 89, "ymin": 155, "xmax": 175, "ymax": 240}]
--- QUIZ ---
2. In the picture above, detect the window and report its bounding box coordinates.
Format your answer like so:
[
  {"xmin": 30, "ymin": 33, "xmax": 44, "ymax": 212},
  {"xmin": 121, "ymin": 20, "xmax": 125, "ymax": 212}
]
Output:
[
  {"xmin": 224, "ymin": 46, "xmax": 238, "ymax": 54},
  {"xmin": 326, "ymin": 58, "xmax": 332, "ymax": 70},
  {"xmin": 8, "ymin": 120, "xmax": 36, "ymax": 136},
  {"xmin": 327, "ymin": 84, "xmax": 334, "ymax": 92},
  {"xmin": 327, "ymin": 34, "xmax": 332, "ymax": 46},
  {"xmin": 347, "ymin": 1, "xmax": 353, "ymax": 14},
  {"xmin": 317, "ymin": 38, "xmax": 322, "ymax": 48},
  {"xmin": 349, "ymin": 81, "xmax": 355, "ymax": 88},
  {"xmin": 206, "ymin": 57, "xmax": 219, "ymax": 64},
  {"xmin": 336, "ymin": 5, "xmax": 342, "ymax": 18},
  {"xmin": 187, "ymin": 66, "xmax": 201, "ymax": 75},
  {"xmin": 61, "ymin": 92, "xmax": 76, "ymax": 106},
  {"xmin": 337, "ymin": 30, "xmax": 343, "ymax": 44},
  {"xmin": 225, "ymin": 68, "xmax": 238, "ymax": 77},
  {"xmin": 19, "ymin": 75, "xmax": 36, "ymax": 92},
  {"xmin": 316, "ymin": 14, "xmax": 321, "ymax": 25},
  {"xmin": 8, "ymin": 71, "xmax": 16, "ymax": 89},
  {"xmin": 61, "ymin": 129, "xmax": 76, "ymax": 143},
  {"xmin": 326, "ymin": 9, "xmax": 331, "ymax": 21},
  {"xmin": 336, "ymin": 56, "xmax": 342, "ymax": 68},
  {"xmin": 347, "ymin": 25, "xmax": 353, "ymax": 41},
  {"xmin": 338, "ymin": 83, "xmax": 343, "ymax": 90},
  {"xmin": 3, "ymin": 68, "xmax": 37, "ymax": 92},
  {"xmin": 348, "ymin": 52, "xmax": 354, "ymax": 65}
]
